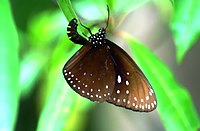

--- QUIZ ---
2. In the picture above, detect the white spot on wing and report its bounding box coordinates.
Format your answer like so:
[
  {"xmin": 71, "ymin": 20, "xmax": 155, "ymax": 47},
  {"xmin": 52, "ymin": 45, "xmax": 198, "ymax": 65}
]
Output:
[
  {"xmin": 146, "ymin": 96, "xmax": 149, "ymax": 100},
  {"xmin": 113, "ymin": 97, "xmax": 116, "ymax": 101},
  {"xmin": 117, "ymin": 75, "xmax": 121, "ymax": 83},
  {"xmin": 142, "ymin": 105, "xmax": 144, "ymax": 110},
  {"xmin": 84, "ymin": 72, "xmax": 86, "ymax": 76},
  {"xmin": 126, "ymin": 90, "xmax": 129, "ymax": 94},
  {"xmin": 150, "ymin": 88, "xmax": 154, "ymax": 93},
  {"xmin": 145, "ymin": 103, "xmax": 148, "ymax": 108},
  {"xmin": 151, "ymin": 103, "xmax": 154, "ymax": 108},
  {"xmin": 117, "ymin": 99, "xmax": 120, "ymax": 103},
  {"xmin": 148, "ymin": 104, "xmax": 151, "ymax": 110},
  {"xmin": 134, "ymin": 97, "xmax": 137, "ymax": 101},
  {"xmin": 123, "ymin": 99, "xmax": 126, "ymax": 102},
  {"xmin": 125, "ymin": 80, "xmax": 129, "ymax": 86}
]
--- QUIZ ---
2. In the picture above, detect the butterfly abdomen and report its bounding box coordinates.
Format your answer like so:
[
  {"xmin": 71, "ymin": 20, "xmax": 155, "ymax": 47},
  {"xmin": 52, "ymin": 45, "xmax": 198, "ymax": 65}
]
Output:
[{"xmin": 67, "ymin": 18, "xmax": 88, "ymax": 45}]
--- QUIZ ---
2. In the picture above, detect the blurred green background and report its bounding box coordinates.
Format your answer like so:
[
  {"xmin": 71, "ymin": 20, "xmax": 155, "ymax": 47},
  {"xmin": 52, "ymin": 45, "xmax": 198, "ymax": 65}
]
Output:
[{"xmin": 0, "ymin": 0, "xmax": 200, "ymax": 131}]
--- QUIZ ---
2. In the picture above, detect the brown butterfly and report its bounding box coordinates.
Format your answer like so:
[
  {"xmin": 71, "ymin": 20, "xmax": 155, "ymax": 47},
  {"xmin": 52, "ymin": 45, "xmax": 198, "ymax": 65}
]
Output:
[{"xmin": 63, "ymin": 7, "xmax": 157, "ymax": 112}]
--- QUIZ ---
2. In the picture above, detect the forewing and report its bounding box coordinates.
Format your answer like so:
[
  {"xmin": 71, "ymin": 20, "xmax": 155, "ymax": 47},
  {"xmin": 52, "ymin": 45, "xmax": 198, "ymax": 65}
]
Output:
[
  {"xmin": 106, "ymin": 40, "xmax": 157, "ymax": 112},
  {"xmin": 63, "ymin": 44, "xmax": 115, "ymax": 102}
]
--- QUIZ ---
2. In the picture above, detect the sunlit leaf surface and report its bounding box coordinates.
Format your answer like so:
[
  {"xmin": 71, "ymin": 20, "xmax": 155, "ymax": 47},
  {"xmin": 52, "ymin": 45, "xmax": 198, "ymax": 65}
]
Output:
[
  {"xmin": 0, "ymin": 0, "xmax": 19, "ymax": 130},
  {"xmin": 171, "ymin": 0, "xmax": 200, "ymax": 62},
  {"xmin": 36, "ymin": 6, "xmax": 94, "ymax": 131}
]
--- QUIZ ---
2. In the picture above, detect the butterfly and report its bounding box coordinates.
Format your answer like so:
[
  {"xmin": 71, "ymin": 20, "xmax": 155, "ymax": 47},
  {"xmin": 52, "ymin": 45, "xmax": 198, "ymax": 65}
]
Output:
[{"xmin": 63, "ymin": 7, "xmax": 157, "ymax": 112}]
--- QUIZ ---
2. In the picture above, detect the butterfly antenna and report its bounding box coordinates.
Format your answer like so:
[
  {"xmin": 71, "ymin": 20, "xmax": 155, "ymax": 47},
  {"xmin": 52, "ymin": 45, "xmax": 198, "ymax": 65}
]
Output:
[
  {"xmin": 79, "ymin": 20, "xmax": 93, "ymax": 35},
  {"xmin": 105, "ymin": 5, "xmax": 110, "ymax": 30}
]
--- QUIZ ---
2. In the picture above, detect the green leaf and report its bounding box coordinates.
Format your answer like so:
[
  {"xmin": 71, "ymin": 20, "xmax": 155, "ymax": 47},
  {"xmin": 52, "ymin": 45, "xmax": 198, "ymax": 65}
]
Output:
[
  {"xmin": 72, "ymin": 0, "xmax": 149, "ymax": 21},
  {"xmin": 36, "ymin": 41, "xmax": 93, "ymax": 131},
  {"xmin": 171, "ymin": 0, "xmax": 200, "ymax": 63},
  {"xmin": 35, "ymin": 8, "xmax": 94, "ymax": 130},
  {"xmin": 0, "ymin": 0, "xmax": 19, "ymax": 130},
  {"xmin": 56, "ymin": 0, "xmax": 87, "ymax": 33},
  {"xmin": 170, "ymin": 0, "xmax": 174, "ymax": 6},
  {"xmin": 20, "ymin": 51, "xmax": 47, "ymax": 98},
  {"xmin": 37, "ymin": 70, "xmax": 93, "ymax": 131},
  {"xmin": 73, "ymin": 0, "xmax": 108, "ymax": 21},
  {"xmin": 57, "ymin": 0, "xmax": 77, "ymax": 21},
  {"xmin": 20, "ymin": 10, "xmax": 68, "ymax": 98},
  {"xmin": 121, "ymin": 32, "xmax": 200, "ymax": 131}
]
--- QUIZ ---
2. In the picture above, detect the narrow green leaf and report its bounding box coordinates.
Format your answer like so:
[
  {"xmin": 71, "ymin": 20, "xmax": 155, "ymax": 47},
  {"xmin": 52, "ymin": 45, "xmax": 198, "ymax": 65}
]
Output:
[
  {"xmin": 56, "ymin": 0, "xmax": 76, "ymax": 20},
  {"xmin": 121, "ymin": 32, "xmax": 200, "ymax": 131},
  {"xmin": 171, "ymin": 0, "xmax": 200, "ymax": 63},
  {"xmin": 0, "ymin": 0, "xmax": 19, "ymax": 130},
  {"xmin": 20, "ymin": 10, "xmax": 69, "ymax": 98},
  {"xmin": 35, "ymin": 7, "xmax": 94, "ymax": 130},
  {"xmin": 20, "ymin": 51, "xmax": 47, "ymax": 98},
  {"xmin": 37, "ymin": 72, "xmax": 93, "ymax": 131},
  {"xmin": 73, "ymin": 0, "xmax": 149, "ymax": 21},
  {"xmin": 73, "ymin": 0, "xmax": 107, "ymax": 21},
  {"xmin": 37, "ymin": 44, "xmax": 93, "ymax": 131},
  {"xmin": 170, "ymin": 0, "xmax": 174, "ymax": 6},
  {"xmin": 56, "ymin": 0, "xmax": 87, "ymax": 34}
]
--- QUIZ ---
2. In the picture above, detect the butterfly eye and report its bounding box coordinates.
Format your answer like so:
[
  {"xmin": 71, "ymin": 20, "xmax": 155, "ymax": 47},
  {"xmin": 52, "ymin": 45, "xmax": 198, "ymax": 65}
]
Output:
[{"xmin": 99, "ymin": 28, "xmax": 102, "ymax": 32}]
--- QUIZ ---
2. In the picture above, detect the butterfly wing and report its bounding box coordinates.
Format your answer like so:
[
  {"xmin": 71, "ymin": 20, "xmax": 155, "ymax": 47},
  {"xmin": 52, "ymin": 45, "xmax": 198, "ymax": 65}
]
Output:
[
  {"xmin": 106, "ymin": 40, "xmax": 157, "ymax": 112},
  {"xmin": 63, "ymin": 44, "xmax": 115, "ymax": 102}
]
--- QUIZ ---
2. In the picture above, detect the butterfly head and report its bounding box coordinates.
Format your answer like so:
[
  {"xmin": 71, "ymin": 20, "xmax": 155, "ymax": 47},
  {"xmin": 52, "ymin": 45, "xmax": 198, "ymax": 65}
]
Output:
[{"xmin": 89, "ymin": 28, "xmax": 106, "ymax": 46}]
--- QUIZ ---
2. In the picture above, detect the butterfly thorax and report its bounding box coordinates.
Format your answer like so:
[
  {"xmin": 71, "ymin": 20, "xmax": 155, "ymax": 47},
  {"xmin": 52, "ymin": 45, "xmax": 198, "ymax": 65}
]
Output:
[{"xmin": 89, "ymin": 28, "xmax": 106, "ymax": 46}]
